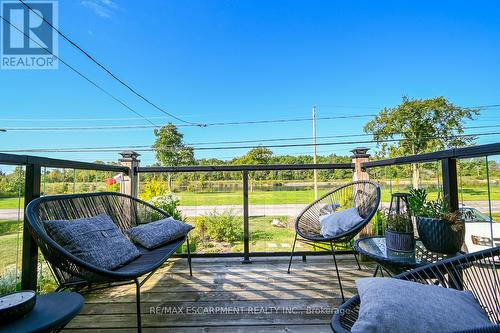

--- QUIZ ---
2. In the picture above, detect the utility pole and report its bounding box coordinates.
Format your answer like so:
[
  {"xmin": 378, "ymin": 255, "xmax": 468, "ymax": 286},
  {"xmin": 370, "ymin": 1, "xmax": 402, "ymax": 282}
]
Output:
[{"xmin": 312, "ymin": 105, "xmax": 318, "ymax": 200}]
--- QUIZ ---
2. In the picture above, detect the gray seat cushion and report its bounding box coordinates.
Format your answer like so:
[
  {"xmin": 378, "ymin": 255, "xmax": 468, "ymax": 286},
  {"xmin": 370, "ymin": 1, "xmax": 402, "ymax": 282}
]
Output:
[
  {"xmin": 127, "ymin": 217, "xmax": 193, "ymax": 250},
  {"xmin": 320, "ymin": 207, "xmax": 364, "ymax": 238},
  {"xmin": 352, "ymin": 277, "xmax": 493, "ymax": 333},
  {"xmin": 44, "ymin": 214, "xmax": 140, "ymax": 271},
  {"xmin": 112, "ymin": 238, "xmax": 185, "ymax": 278}
]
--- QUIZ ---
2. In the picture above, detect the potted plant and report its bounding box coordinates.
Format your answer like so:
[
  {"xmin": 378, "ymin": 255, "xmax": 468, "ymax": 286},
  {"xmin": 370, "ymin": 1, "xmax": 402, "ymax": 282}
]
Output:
[
  {"xmin": 385, "ymin": 210, "xmax": 415, "ymax": 252},
  {"xmin": 407, "ymin": 189, "xmax": 465, "ymax": 254}
]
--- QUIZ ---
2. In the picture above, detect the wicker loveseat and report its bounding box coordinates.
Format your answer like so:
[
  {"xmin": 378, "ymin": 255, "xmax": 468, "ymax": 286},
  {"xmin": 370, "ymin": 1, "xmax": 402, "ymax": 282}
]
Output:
[{"xmin": 25, "ymin": 192, "xmax": 193, "ymax": 332}]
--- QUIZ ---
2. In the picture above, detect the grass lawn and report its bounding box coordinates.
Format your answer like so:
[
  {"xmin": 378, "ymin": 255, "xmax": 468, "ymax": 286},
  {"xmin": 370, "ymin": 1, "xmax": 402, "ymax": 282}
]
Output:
[
  {"xmin": 173, "ymin": 186, "xmax": 500, "ymax": 206},
  {"xmin": 0, "ymin": 197, "xmax": 23, "ymax": 209},
  {"xmin": 0, "ymin": 185, "xmax": 499, "ymax": 208},
  {"xmin": 186, "ymin": 215, "xmax": 341, "ymax": 253},
  {"xmin": 0, "ymin": 233, "xmax": 21, "ymax": 271},
  {"xmin": 249, "ymin": 216, "xmax": 296, "ymax": 252},
  {"xmin": 0, "ymin": 220, "xmax": 22, "ymax": 270}
]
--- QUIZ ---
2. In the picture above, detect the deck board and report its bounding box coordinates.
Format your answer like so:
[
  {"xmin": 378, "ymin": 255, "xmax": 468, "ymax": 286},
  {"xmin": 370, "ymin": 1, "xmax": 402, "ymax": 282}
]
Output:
[{"xmin": 63, "ymin": 255, "xmax": 375, "ymax": 332}]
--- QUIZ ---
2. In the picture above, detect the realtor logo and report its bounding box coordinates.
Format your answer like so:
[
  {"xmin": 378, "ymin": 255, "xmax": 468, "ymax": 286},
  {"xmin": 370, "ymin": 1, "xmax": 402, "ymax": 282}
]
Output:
[{"xmin": 1, "ymin": 0, "xmax": 58, "ymax": 69}]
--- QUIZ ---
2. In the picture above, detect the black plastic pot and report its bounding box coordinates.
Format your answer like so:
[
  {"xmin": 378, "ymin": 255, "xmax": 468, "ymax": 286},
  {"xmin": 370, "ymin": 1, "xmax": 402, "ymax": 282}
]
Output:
[
  {"xmin": 385, "ymin": 229, "xmax": 415, "ymax": 252},
  {"xmin": 416, "ymin": 216, "xmax": 465, "ymax": 254}
]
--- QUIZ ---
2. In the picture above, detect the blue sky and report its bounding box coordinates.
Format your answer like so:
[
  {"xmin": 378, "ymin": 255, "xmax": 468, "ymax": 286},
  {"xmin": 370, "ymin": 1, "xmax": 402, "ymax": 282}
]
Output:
[{"xmin": 1, "ymin": 0, "xmax": 500, "ymax": 165}]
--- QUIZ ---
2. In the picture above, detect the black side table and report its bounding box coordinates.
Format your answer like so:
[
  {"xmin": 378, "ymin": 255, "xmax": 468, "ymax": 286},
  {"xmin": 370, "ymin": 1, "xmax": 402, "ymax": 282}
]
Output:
[
  {"xmin": 354, "ymin": 236, "xmax": 463, "ymax": 276},
  {"xmin": 0, "ymin": 292, "xmax": 83, "ymax": 333}
]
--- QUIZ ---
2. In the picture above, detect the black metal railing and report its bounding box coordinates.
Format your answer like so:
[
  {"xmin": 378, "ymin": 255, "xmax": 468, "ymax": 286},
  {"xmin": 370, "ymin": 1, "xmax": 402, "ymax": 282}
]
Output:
[
  {"xmin": 137, "ymin": 162, "xmax": 355, "ymax": 263},
  {"xmin": 2, "ymin": 141, "xmax": 499, "ymax": 291},
  {"xmin": 361, "ymin": 142, "xmax": 500, "ymax": 212},
  {"xmin": 0, "ymin": 153, "xmax": 128, "ymax": 290}
]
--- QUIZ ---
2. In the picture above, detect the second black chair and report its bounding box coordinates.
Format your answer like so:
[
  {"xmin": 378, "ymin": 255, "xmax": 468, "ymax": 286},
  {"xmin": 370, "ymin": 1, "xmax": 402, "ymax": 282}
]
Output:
[{"xmin": 287, "ymin": 180, "xmax": 381, "ymax": 302}]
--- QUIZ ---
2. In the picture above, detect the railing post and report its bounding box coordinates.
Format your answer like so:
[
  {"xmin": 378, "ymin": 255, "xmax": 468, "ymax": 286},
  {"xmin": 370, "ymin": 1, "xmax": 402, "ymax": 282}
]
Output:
[
  {"xmin": 242, "ymin": 170, "xmax": 251, "ymax": 264},
  {"xmin": 441, "ymin": 158, "xmax": 459, "ymax": 212},
  {"xmin": 21, "ymin": 163, "xmax": 41, "ymax": 290},
  {"xmin": 351, "ymin": 148, "xmax": 373, "ymax": 257},
  {"xmin": 351, "ymin": 147, "xmax": 370, "ymax": 181},
  {"xmin": 119, "ymin": 151, "xmax": 140, "ymax": 197}
]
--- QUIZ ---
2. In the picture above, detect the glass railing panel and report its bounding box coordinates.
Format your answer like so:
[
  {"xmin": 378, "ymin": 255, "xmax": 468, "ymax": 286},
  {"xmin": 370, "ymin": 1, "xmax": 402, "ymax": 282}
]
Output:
[
  {"xmin": 458, "ymin": 156, "xmax": 499, "ymax": 251},
  {"xmin": 247, "ymin": 168, "xmax": 352, "ymax": 253},
  {"xmin": 0, "ymin": 164, "xmax": 25, "ymax": 293},
  {"xmin": 138, "ymin": 171, "xmax": 244, "ymax": 254}
]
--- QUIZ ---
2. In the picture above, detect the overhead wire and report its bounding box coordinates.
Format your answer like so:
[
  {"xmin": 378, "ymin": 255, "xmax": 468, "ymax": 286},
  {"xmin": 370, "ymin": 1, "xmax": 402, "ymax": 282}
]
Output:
[
  {"xmin": 0, "ymin": 14, "xmax": 158, "ymax": 127},
  {"xmin": 2, "ymin": 114, "xmax": 378, "ymax": 131},
  {"xmin": 18, "ymin": 0, "xmax": 205, "ymax": 127},
  {"xmin": 1, "ymin": 131, "xmax": 498, "ymax": 153}
]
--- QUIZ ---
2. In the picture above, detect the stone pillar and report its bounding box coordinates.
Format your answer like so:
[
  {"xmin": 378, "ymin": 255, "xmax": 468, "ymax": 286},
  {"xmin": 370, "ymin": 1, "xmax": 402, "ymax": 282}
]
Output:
[
  {"xmin": 119, "ymin": 151, "xmax": 140, "ymax": 198},
  {"xmin": 351, "ymin": 147, "xmax": 370, "ymax": 181}
]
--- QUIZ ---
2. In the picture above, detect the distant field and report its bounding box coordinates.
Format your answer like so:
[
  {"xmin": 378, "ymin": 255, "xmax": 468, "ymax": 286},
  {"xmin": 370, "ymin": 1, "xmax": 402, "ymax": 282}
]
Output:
[
  {"xmin": 175, "ymin": 186, "xmax": 500, "ymax": 206},
  {"xmin": 0, "ymin": 185, "xmax": 499, "ymax": 208}
]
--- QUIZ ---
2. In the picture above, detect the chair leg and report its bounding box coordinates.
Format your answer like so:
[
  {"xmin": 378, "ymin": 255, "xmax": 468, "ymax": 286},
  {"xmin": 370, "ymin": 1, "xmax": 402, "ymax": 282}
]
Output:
[
  {"xmin": 186, "ymin": 237, "xmax": 193, "ymax": 276},
  {"xmin": 135, "ymin": 279, "xmax": 142, "ymax": 333},
  {"xmin": 353, "ymin": 251, "xmax": 361, "ymax": 270},
  {"xmin": 330, "ymin": 242, "xmax": 345, "ymax": 303},
  {"xmin": 287, "ymin": 233, "xmax": 298, "ymax": 274}
]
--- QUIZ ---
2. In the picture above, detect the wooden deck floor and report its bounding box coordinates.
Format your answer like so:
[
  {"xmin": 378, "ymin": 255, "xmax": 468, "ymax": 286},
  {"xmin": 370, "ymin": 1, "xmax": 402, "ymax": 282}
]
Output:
[{"xmin": 64, "ymin": 255, "xmax": 375, "ymax": 333}]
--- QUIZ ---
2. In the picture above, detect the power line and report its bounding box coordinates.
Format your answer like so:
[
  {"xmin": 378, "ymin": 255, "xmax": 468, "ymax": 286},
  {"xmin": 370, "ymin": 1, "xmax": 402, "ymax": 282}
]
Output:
[
  {"xmin": 0, "ymin": 14, "xmax": 158, "ymax": 127},
  {"xmin": 2, "ymin": 105, "xmax": 500, "ymax": 123},
  {"xmin": 0, "ymin": 116, "xmax": 172, "ymax": 122},
  {"xmin": 185, "ymin": 124, "xmax": 499, "ymax": 145},
  {"xmin": 2, "ymin": 114, "xmax": 378, "ymax": 131},
  {"xmin": 1, "ymin": 126, "xmax": 498, "ymax": 153},
  {"xmin": 2, "ymin": 107, "xmax": 498, "ymax": 130},
  {"xmin": 18, "ymin": 0, "xmax": 205, "ymax": 127},
  {"xmin": 2, "ymin": 131, "xmax": 498, "ymax": 153},
  {"xmin": 4, "ymin": 119, "xmax": 499, "ymax": 133}
]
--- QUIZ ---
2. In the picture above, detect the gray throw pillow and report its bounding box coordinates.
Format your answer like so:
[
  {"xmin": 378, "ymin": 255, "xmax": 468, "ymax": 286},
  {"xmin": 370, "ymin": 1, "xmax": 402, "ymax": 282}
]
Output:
[
  {"xmin": 44, "ymin": 214, "xmax": 140, "ymax": 271},
  {"xmin": 352, "ymin": 277, "xmax": 493, "ymax": 333},
  {"xmin": 320, "ymin": 207, "xmax": 364, "ymax": 238},
  {"xmin": 127, "ymin": 217, "xmax": 193, "ymax": 250}
]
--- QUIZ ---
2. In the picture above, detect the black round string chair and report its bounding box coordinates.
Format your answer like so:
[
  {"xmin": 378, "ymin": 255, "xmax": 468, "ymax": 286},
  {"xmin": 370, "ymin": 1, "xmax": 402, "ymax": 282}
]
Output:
[
  {"xmin": 287, "ymin": 180, "xmax": 381, "ymax": 302},
  {"xmin": 331, "ymin": 246, "xmax": 500, "ymax": 333},
  {"xmin": 25, "ymin": 192, "xmax": 193, "ymax": 333}
]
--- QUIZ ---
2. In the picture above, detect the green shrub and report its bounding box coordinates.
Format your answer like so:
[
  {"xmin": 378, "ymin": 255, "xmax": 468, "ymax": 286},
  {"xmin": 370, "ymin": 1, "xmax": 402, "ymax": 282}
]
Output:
[
  {"xmin": 0, "ymin": 267, "xmax": 17, "ymax": 295},
  {"xmin": 140, "ymin": 177, "xmax": 168, "ymax": 201},
  {"xmin": 201, "ymin": 210, "xmax": 242, "ymax": 243},
  {"xmin": 0, "ymin": 263, "xmax": 56, "ymax": 295},
  {"xmin": 148, "ymin": 193, "xmax": 183, "ymax": 221},
  {"xmin": 37, "ymin": 263, "xmax": 57, "ymax": 293},
  {"xmin": 372, "ymin": 209, "xmax": 387, "ymax": 236},
  {"xmin": 0, "ymin": 220, "xmax": 21, "ymax": 236}
]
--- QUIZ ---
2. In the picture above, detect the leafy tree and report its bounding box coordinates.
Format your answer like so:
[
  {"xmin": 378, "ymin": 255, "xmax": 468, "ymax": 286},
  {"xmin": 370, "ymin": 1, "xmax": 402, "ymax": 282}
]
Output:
[
  {"xmin": 153, "ymin": 123, "xmax": 194, "ymax": 190},
  {"xmin": 233, "ymin": 146, "xmax": 273, "ymax": 165},
  {"xmin": 153, "ymin": 123, "xmax": 194, "ymax": 166},
  {"xmin": 364, "ymin": 96, "xmax": 479, "ymax": 187}
]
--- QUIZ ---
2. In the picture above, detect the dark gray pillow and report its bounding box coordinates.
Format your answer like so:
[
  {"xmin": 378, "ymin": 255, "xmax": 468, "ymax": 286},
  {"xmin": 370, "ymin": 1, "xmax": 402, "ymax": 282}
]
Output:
[
  {"xmin": 44, "ymin": 214, "xmax": 140, "ymax": 271},
  {"xmin": 352, "ymin": 277, "xmax": 493, "ymax": 333},
  {"xmin": 127, "ymin": 217, "xmax": 193, "ymax": 250}
]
